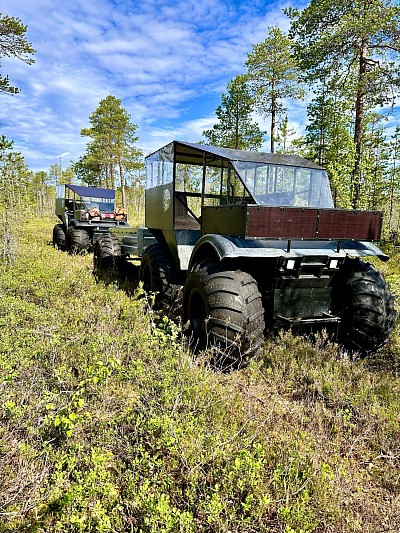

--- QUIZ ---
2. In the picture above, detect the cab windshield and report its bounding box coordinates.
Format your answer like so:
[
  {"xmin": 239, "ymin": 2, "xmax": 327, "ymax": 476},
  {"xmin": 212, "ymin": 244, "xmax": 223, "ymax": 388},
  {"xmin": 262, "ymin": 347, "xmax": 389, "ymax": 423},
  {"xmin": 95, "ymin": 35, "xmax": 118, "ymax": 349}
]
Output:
[
  {"xmin": 80, "ymin": 196, "xmax": 115, "ymax": 212},
  {"xmin": 233, "ymin": 161, "xmax": 334, "ymax": 208}
]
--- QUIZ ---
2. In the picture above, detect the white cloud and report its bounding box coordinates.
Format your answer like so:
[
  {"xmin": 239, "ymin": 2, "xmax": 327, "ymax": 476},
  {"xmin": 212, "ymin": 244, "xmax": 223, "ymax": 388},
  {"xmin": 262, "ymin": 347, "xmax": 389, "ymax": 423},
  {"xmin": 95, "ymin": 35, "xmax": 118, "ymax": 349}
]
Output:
[{"xmin": 2, "ymin": 0, "xmax": 398, "ymax": 173}]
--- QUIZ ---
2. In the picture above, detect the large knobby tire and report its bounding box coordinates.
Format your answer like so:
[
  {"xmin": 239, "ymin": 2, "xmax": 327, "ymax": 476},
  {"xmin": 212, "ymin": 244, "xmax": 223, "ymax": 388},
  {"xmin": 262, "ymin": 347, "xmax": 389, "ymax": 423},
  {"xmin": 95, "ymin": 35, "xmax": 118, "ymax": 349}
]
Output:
[
  {"xmin": 93, "ymin": 233, "xmax": 122, "ymax": 274},
  {"xmin": 335, "ymin": 259, "xmax": 396, "ymax": 356},
  {"xmin": 182, "ymin": 260, "xmax": 265, "ymax": 368},
  {"xmin": 52, "ymin": 224, "xmax": 66, "ymax": 250},
  {"xmin": 139, "ymin": 243, "xmax": 176, "ymax": 303},
  {"xmin": 66, "ymin": 227, "xmax": 91, "ymax": 255}
]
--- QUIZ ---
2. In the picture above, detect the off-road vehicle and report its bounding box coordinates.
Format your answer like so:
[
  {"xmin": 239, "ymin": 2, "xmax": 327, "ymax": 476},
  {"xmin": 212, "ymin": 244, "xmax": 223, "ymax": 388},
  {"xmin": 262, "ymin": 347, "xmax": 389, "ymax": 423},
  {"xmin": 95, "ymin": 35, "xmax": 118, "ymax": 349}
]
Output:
[
  {"xmin": 53, "ymin": 184, "xmax": 129, "ymax": 253},
  {"xmin": 94, "ymin": 141, "xmax": 396, "ymax": 364}
]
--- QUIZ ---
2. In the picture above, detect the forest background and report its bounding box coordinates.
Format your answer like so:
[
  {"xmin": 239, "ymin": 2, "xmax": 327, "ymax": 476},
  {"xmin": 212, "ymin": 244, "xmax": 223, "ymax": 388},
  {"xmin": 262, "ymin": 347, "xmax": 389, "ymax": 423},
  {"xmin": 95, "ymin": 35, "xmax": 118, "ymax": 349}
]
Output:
[{"xmin": 2, "ymin": 0, "xmax": 400, "ymax": 249}]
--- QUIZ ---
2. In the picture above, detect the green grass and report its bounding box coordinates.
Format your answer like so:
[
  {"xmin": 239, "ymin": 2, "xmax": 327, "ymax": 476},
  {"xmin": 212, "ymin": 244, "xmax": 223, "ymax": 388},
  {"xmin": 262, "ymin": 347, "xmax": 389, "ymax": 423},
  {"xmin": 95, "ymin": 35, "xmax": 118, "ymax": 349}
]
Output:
[{"xmin": 0, "ymin": 217, "xmax": 399, "ymax": 532}]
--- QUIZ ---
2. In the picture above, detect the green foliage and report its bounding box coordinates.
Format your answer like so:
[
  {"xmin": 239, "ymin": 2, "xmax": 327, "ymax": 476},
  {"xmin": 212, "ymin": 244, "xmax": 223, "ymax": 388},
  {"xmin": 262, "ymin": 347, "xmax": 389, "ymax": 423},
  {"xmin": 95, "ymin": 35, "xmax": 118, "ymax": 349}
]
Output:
[
  {"xmin": 0, "ymin": 218, "xmax": 399, "ymax": 532},
  {"xmin": 0, "ymin": 135, "xmax": 33, "ymax": 263},
  {"xmin": 48, "ymin": 162, "xmax": 76, "ymax": 188},
  {"xmin": 203, "ymin": 74, "xmax": 265, "ymax": 151},
  {"xmin": 287, "ymin": 0, "xmax": 400, "ymax": 208},
  {"xmin": 0, "ymin": 12, "xmax": 35, "ymax": 94},
  {"xmin": 385, "ymin": 126, "xmax": 400, "ymax": 239},
  {"xmin": 78, "ymin": 95, "xmax": 144, "ymax": 208},
  {"xmin": 286, "ymin": 0, "xmax": 400, "ymax": 95},
  {"xmin": 275, "ymin": 114, "xmax": 297, "ymax": 154},
  {"xmin": 246, "ymin": 26, "xmax": 305, "ymax": 153},
  {"xmin": 359, "ymin": 113, "xmax": 389, "ymax": 211},
  {"xmin": 294, "ymin": 87, "xmax": 355, "ymax": 208}
]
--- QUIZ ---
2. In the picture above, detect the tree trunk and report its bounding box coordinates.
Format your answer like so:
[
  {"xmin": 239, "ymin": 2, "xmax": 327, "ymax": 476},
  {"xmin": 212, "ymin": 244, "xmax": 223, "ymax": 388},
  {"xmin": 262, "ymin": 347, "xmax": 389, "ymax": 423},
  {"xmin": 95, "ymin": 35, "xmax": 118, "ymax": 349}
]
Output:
[
  {"xmin": 318, "ymin": 89, "xmax": 326, "ymax": 166},
  {"xmin": 351, "ymin": 39, "xmax": 367, "ymax": 209},
  {"xmin": 235, "ymin": 103, "xmax": 240, "ymax": 149},
  {"xmin": 110, "ymin": 161, "xmax": 115, "ymax": 189},
  {"xmin": 389, "ymin": 133, "xmax": 398, "ymax": 231},
  {"xmin": 119, "ymin": 159, "xmax": 126, "ymax": 209},
  {"xmin": 271, "ymin": 96, "xmax": 276, "ymax": 153}
]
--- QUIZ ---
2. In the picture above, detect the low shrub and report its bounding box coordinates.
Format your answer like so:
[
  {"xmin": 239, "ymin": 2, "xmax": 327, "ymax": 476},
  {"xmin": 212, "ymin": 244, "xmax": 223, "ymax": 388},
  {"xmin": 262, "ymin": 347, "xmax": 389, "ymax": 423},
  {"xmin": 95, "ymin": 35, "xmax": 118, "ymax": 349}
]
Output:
[{"xmin": 0, "ymin": 218, "xmax": 399, "ymax": 532}]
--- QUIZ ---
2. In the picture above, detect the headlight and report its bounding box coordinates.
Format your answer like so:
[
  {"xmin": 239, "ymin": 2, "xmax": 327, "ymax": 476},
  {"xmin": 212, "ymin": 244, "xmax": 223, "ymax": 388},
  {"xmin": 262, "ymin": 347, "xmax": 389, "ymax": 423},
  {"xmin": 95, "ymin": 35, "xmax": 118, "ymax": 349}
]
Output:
[
  {"xmin": 286, "ymin": 259, "xmax": 296, "ymax": 270},
  {"xmin": 329, "ymin": 259, "xmax": 339, "ymax": 269}
]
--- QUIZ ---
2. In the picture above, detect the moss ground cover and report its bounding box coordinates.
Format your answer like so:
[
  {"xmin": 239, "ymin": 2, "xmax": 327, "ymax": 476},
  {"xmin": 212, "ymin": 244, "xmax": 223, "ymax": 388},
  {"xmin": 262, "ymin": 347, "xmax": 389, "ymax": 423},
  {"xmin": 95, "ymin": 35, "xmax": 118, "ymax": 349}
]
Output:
[{"xmin": 0, "ymin": 217, "xmax": 399, "ymax": 532}]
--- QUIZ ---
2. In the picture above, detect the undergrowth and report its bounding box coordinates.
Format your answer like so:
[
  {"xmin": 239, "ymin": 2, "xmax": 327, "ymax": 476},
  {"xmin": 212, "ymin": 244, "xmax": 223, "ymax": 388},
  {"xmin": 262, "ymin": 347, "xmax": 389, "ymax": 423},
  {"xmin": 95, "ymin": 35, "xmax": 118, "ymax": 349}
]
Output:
[{"xmin": 0, "ymin": 217, "xmax": 399, "ymax": 532}]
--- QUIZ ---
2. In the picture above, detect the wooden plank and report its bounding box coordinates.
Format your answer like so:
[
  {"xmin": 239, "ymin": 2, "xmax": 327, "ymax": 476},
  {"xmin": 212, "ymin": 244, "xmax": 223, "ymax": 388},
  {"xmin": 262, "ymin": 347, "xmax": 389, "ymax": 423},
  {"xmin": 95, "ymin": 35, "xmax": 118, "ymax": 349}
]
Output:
[
  {"xmin": 317, "ymin": 210, "xmax": 382, "ymax": 240},
  {"xmin": 202, "ymin": 205, "xmax": 382, "ymax": 241},
  {"xmin": 247, "ymin": 206, "xmax": 318, "ymax": 239}
]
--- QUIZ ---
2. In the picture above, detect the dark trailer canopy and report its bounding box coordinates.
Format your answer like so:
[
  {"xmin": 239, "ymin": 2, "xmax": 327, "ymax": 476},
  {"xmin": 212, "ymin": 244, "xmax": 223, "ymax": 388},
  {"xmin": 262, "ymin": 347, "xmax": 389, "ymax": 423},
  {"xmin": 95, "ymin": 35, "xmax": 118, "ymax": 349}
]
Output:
[{"xmin": 65, "ymin": 184, "xmax": 115, "ymax": 200}]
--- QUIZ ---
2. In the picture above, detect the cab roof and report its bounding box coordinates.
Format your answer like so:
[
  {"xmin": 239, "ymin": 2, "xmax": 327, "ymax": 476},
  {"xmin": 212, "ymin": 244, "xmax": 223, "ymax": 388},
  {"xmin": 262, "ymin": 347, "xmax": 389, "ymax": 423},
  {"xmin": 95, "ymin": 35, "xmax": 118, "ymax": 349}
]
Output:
[
  {"xmin": 146, "ymin": 140, "xmax": 324, "ymax": 170},
  {"xmin": 65, "ymin": 184, "xmax": 115, "ymax": 199}
]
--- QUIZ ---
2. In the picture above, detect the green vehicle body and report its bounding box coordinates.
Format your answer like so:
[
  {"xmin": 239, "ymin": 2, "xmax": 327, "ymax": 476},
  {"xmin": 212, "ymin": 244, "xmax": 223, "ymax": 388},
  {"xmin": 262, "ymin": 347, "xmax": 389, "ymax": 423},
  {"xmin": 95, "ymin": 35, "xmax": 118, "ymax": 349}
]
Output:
[{"xmin": 100, "ymin": 141, "xmax": 395, "ymax": 365}]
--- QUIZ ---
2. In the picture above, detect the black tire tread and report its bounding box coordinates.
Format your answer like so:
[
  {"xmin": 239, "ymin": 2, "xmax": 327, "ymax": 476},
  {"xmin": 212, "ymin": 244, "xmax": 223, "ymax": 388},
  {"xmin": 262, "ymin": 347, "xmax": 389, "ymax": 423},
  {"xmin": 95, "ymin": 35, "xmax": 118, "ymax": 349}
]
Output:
[
  {"xmin": 66, "ymin": 227, "xmax": 91, "ymax": 254},
  {"xmin": 139, "ymin": 243, "xmax": 176, "ymax": 301},
  {"xmin": 183, "ymin": 259, "xmax": 265, "ymax": 366},
  {"xmin": 93, "ymin": 233, "xmax": 122, "ymax": 272},
  {"xmin": 338, "ymin": 261, "xmax": 396, "ymax": 355},
  {"xmin": 52, "ymin": 224, "xmax": 66, "ymax": 250}
]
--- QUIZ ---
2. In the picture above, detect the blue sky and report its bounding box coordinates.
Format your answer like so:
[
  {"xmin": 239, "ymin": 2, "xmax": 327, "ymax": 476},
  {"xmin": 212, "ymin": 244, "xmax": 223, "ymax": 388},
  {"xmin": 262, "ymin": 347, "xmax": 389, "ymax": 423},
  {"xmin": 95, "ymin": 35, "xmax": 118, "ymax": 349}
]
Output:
[
  {"xmin": 1, "ymin": 0, "xmax": 398, "ymax": 174},
  {"xmin": 1, "ymin": 0, "xmax": 305, "ymax": 172}
]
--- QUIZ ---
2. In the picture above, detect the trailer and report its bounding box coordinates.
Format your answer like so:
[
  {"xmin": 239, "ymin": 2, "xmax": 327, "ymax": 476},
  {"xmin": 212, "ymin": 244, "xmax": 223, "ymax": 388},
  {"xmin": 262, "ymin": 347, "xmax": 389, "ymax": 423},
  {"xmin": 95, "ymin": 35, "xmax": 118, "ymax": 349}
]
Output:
[{"xmin": 53, "ymin": 184, "xmax": 129, "ymax": 253}]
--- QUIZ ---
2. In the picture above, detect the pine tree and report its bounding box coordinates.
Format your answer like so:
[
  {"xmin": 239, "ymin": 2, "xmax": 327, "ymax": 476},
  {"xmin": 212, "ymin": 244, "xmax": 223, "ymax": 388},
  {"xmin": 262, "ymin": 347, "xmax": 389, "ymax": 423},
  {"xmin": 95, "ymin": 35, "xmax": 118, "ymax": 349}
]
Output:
[
  {"xmin": 0, "ymin": 135, "xmax": 30, "ymax": 262},
  {"xmin": 203, "ymin": 74, "xmax": 264, "ymax": 150},
  {"xmin": 386, "ymin": 126, "xmax": 400, "ymax": 237},
  {"xmin": 287, "ymin": 0, "xmax": 400, "ymax": 208},
  {"xmin": 245, "ymin": 26, "xmax": 304, "ymax": 153},
  {"xmin": 360, "ymin": 114, "xmax": 389, "ymax": 211},
  {"xmin": 80, "ymin": 95, "xmax": 143, "ymax": 208},
  {"xmin": 275, "ymin": 115, "xmax": 296, "ymax": 154},
  {"xmin": 48, "ymin": 163, "xmax": 62, "ymax": 186},
  {"xmin": 31, "ymin": 170, "xmax": 51, "ymax": 216},
  {"xmin": 0, "ymin": 12, "xmax": 35, "ymax": 94},
  {"xmin": 303, "ymin": 86, "xmax": 355, "ymax": 207}
]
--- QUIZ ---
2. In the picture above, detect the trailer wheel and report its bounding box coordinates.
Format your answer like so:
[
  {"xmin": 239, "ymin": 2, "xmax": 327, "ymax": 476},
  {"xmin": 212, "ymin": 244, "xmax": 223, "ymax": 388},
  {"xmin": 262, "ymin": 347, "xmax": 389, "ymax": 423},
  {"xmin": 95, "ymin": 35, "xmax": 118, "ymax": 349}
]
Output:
[
  {"xmin": 335, "ymin": 259, "xmax": 396, "ymax": 355},
  {"xmin": 93, "ymin": 233, "xmax": 122, "ymax": 273},
  {"xmin": 52, "ymin": 224, "xmax": 66, "ymax": 250},
  {"xmin": 183, "ymin": 260, "xmax": 265, "ymax": 368},
  {"xmin": 139, "ymin": 243, "xmax": 175, "ymax": 301},
  {"xmin": 66, "ymin": 227, "xmax": 91, "ymax": 254}
]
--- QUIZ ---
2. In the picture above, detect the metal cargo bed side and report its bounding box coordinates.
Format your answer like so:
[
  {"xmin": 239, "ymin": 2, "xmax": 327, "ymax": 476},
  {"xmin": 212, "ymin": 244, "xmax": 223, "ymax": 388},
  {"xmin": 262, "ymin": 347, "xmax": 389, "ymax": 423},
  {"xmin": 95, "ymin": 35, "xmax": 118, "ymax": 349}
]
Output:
[{"xmin": 110, "ymin": 227, "xmax": 156, "ymax": 258}]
